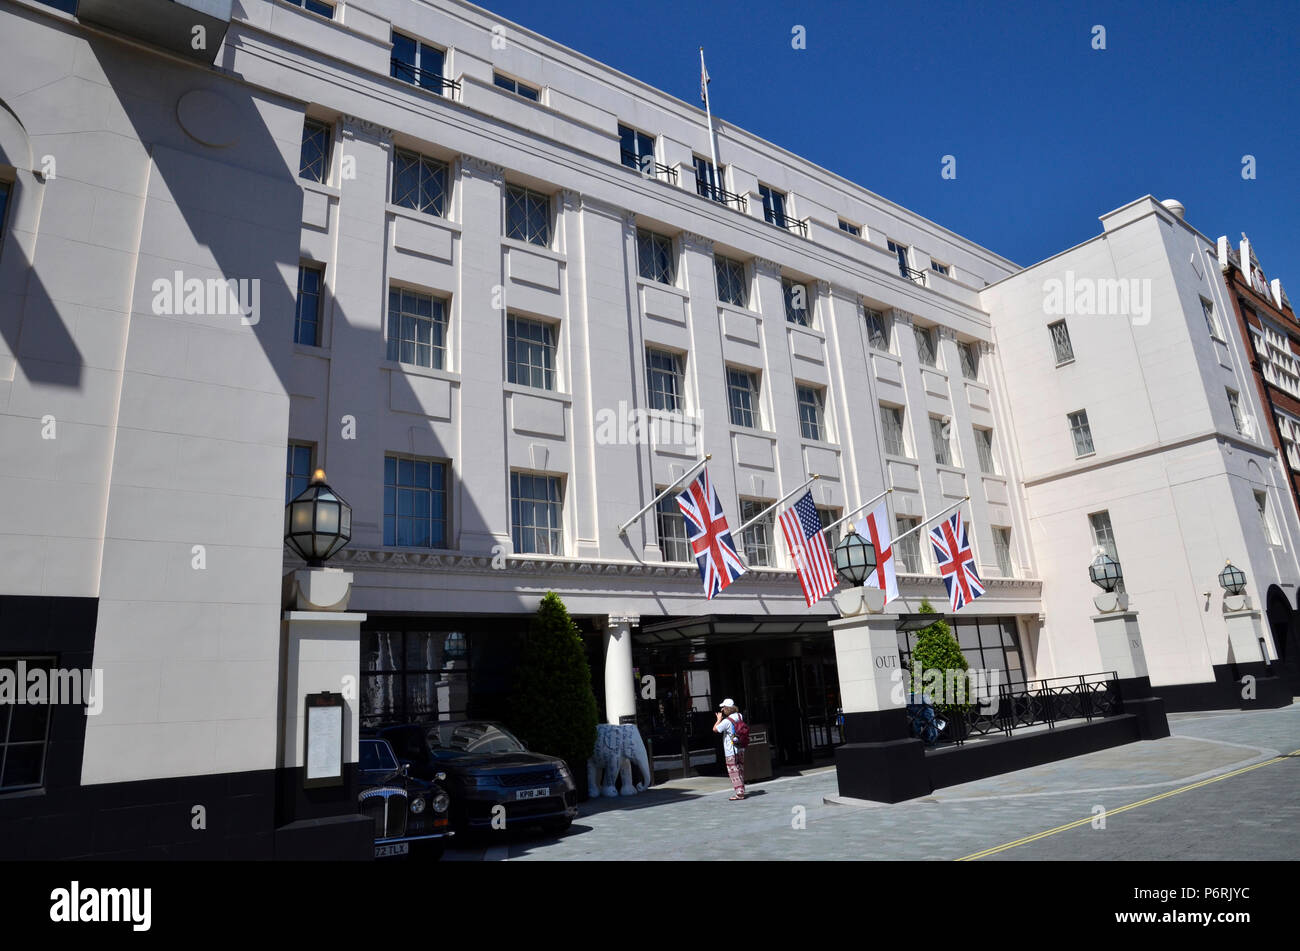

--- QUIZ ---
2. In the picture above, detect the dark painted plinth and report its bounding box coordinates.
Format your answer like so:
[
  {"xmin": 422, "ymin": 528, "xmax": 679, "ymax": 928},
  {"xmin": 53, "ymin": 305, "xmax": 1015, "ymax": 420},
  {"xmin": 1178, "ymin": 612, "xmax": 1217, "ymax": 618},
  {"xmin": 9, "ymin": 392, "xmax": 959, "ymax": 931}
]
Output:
[
  {"xmin": 1114, "ymin": 676, "xmax": 1171, "ymax": 739},
  {"xmin": 1148, "ymin": 664, "xmax": 1294, "ymax": 712},
  {"xmin": 274, "ymin": 815, "xmax": 373, "ymax": 861},
  {"xmin": 835, "ymin": 738, "xmax": 930, "ymax": 803},
  {"xmin": 1243, "ymin": 676, "xmax": 1294, "ymax": 709}
]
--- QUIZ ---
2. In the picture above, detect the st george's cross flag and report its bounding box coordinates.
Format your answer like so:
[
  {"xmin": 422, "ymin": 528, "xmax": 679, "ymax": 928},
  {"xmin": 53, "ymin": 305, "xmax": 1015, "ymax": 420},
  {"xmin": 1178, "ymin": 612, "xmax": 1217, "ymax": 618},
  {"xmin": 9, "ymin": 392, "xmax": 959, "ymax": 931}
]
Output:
[
  {"xmin": 928, "ymin": 511, "xmax": 985, "ymax": 612},
  {"xmin": 853, "ymin": 501, "xmax": 899, "ymax": 604},
  {"xmin": 676, "ymin": 469, "xmax": 746, "ymax": 599},
  {"xmin": 778, "ymin": 491, "xmax": 836, "ymax": 606}
]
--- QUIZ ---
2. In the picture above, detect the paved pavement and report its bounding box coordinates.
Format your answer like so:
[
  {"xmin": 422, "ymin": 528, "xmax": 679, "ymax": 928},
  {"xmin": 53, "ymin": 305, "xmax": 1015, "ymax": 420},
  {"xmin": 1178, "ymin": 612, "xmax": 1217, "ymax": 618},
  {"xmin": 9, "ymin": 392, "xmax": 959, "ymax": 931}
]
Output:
[{"xmin": 442, "ymin": 704, "xmax": 1300, "ymax": 861}]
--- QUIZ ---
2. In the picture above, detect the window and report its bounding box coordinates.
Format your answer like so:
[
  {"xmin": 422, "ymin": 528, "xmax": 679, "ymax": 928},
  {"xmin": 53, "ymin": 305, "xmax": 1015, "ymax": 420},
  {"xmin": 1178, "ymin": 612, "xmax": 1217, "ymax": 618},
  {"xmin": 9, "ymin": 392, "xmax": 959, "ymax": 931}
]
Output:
[
  {"xmin": 636, "ymin": 229, "xmax": 675, "ymax": 285},
  {"xmin": 645, "ymin": 348, "xmax": 684, "ymax": 412},
  {"xmin": 783, "ymin": 278, "xmax": 811, "ymax": 326},
  {"xmin": 384, "ymin": 455, "xmax": 448, "ymax": 548},
  {"xmin": 34, "ymin": 0, "xmax": 77, "ymax": 12},
  {"xmin": 493, "ymin": 73, "xmax": 539, "ymax": 101},
  {"xmin": 1255, "ymin": 491, "xmax": 1281, "ymax": 545},
  {"xmin": 286, "ymin": 0, "xmax": 333, "ymax": 17},
  {"xmin": 1068, "ymin": 410, "xmax": 1094, "ymax": 456},
  {"xmin": 974, "ymin": 428, "xmax": 997, "ymax": 475},
  {"xmin": 797, "ymin": 385, "xmax": 827, "ymax": 441},
  {"xmin": 286, "ymin": 443, "xmax": 314, "ymax": 503},
  {"xmin": 294, "ymin": 265, "xmax": 324, "ymax": 346},
  {"xmin": 505, "ymin": 185, "xmax": 551, "ymax": 247},
  {"xmin": 392, "ymin": 149, "xmax": 448, "ymax": 217},
  {"xmin": 694, "ymin": 156, "xmax": 725, "ymax": 201},
  {"xmin": 1049, "ymin": 320, "xmax": 1075, "ymax": 365},
  {"xmin": 838, "ymin": 220, "xmax": 861, "ymax": 237},
  {"xmin": 898, "ymin": 618, "xmax": 1025, "ymax": 693},
  {"xmin": 0, "ymin": 656, "xmax": 54, "ymax": 792},
  {"xmin": 931, "ymin": 260, "xmax": 950, "ymax": 277},
  {"xmin": 1227, "ymin": 388, "xmax": 1245, "ymax": 434},
  {"xmin": 386, "ymin": 288, "xmax": 448, "ymax": 369},
  {"xmin": 299, "ymin": 118, "xmax": 331, "ymax": 183},
  {"xmin": 930, "ymin": 415, "xmax": 955, "ymax": 466},
  {"xmin": 958, "ymin": 341, "xmax": 979, "ymax": 380},
  {"xmin": 914, "ymin": 324, "xmax": 938, "ymax": 367},
  {"xmin": 887, "ymin": 240, "xmax": 910, "ymax": 279},
  {"xmin": 817, "ymin": 506, "xmax": 842, "ymax": 550},
  {"xmin": 362, "ymin": 629, "xmax": 470, "ymax": 729},
  {"xmin": 1089, "ymin": 511, "xmax": 1122, "ymax": 592},
  {"xmin": 895, "ymin": 517, "xmax": 923, "ymax": 573},
  {"xmin": 865, "ymin": 308, "xmax": 891, "ymax": 351},
  {"xmin": 740, "ymin": 499, "xmax": 775, "ymax": 567},
  {"xmin": 714, "ymin": 256, "xmax": 748, "ymax": 308},
  {"xmin": 391, "ymin": 31, "xmax": 447, "ymax": 94},
  {"xmin": 880, "ymin": 404, "xmax": 908, "ymax": 457},
  {"xmin": 992, "ymin": 527, "xmax": 1013, "ymax": 577},
  {"xmin": 1277, "ymin": 411, "xmax": 1300, "ymax": 470},
  {"xmin": 507, "ymin": 315, "xmax": 556, "ymax": 390},
  {"xmin": 726, "ymin": 367, "xmax": 759, "ymax": 429},
  {"xmin": 511, "ymin": 472, "xmax": 563, "ymax": 555},
  {"xmin": 1201, "ymin": 297, "xmax": 1222, "ymax": 340},
  {"xmin": 759, "ymin": 183, "xmax": 788, "ymax": 227},
  {"xmin": 620, "ymin": 125, "xmax": 656, "ymax": 173},
  {"xmin": 656, "ymin": 494, "xmax": 691, "ymax": 562}
]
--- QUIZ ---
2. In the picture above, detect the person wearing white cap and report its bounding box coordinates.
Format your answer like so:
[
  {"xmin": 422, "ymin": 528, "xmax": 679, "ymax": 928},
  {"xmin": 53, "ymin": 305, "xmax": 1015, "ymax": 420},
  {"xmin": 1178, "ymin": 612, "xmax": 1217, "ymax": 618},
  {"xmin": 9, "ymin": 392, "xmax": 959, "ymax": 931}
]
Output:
[{"xmin": 714, "ymin": 698, "xmax": 747, "ymax": 800}]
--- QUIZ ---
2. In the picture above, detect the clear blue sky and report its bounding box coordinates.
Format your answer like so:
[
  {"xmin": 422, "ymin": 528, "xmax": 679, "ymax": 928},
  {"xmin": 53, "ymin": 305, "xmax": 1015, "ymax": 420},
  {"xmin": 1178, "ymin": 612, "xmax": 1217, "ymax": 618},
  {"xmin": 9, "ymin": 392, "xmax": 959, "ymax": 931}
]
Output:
[{"xmin": 480, "ymin": 0, "xmax": 1299, "ymax": 288}]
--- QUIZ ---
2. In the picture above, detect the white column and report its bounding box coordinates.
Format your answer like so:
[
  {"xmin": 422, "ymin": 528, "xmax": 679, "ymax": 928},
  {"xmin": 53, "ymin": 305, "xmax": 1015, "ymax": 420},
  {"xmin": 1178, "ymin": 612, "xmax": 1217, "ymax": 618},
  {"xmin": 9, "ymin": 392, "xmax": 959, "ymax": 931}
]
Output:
[
  {"xmin": 1091, "ymin": 611, "xmax": 1148, "ymax": 680},
  {"xmin": 604, "ymin": 615, "xmax": 638, "ymax": 723},
  {"xmin": 1223, "ymin": 607, "xmax": 1267, "ymax": 664},
  {"xmin": 830, "ymin": 611, "xmax": 905, "ymax": 715}
]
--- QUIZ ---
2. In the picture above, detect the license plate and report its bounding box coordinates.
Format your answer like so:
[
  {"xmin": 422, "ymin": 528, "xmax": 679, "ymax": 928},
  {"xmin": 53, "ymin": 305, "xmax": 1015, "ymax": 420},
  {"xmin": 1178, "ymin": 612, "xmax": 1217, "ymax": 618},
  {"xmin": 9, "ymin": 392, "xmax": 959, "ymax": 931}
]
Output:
[
  {"xmin": 375, "ymin": 842, "xmax": 409, "ymax": 858},
  {"xmin": 515, "ymin": 787, "xmax": 549, "ymax": 800}
]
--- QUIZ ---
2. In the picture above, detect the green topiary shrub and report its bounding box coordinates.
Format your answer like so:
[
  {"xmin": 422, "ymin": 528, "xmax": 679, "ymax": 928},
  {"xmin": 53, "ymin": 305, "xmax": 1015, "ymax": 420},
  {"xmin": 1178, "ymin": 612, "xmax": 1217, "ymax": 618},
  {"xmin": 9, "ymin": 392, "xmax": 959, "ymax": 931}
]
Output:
[
  {"xmin": 907, "ymin": 598, "xmax": 973, "ymax": 717},
  {"xmin": 506, "ymin": 592, "xmax": 599, "ymax": 780}
]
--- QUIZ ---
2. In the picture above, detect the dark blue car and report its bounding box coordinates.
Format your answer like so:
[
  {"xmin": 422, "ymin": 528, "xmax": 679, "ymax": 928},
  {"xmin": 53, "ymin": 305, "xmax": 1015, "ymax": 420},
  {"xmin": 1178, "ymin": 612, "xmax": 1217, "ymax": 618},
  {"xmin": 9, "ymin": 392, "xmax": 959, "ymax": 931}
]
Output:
[{"xmin": 358, "ymin": 737, "xmax": 454, "ymax": 859}]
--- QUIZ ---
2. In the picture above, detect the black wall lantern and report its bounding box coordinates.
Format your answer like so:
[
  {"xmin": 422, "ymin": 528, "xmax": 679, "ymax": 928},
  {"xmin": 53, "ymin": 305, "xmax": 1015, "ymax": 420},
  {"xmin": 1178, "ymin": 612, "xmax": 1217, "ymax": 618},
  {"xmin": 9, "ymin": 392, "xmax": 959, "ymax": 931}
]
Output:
[
  {"xmin": 833, "ymin": 529, "xmax": 876, "ymax": 587},
  {"xmin": 1088, "ymin": 553, "xmax": 1122, "ymax": 592},
  {"xmin": 285, "ymin": 469, "xmax": 352, "ymax": 566}
]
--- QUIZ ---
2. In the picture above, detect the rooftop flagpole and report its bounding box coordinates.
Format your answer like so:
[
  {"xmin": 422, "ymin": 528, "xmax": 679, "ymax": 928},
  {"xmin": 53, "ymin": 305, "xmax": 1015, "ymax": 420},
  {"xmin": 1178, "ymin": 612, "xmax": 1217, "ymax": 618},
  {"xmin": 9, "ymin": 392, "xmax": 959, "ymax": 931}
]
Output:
[
  {"xmin": 699, "ymin": 47, "xmax": 722, "ymax": 198},
  {"xmin": 734, "ymin": 474, "xmax": 820, "ymax": 536},
  {"xmin": 823, "ymin": 487, "xmax": 893, "ymax": 536},
  {"xmin": 617, "ymin": 454, "xmax": 712, "ymax": 537}
]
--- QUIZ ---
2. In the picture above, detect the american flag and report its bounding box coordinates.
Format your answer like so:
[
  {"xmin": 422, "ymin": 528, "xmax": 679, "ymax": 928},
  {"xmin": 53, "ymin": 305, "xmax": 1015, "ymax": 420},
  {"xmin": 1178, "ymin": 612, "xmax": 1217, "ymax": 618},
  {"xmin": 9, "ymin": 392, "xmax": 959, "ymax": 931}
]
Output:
[
  {"xmin": 778, "ymin": 491, "xmax": 836, "ymax": 606},
  {"xmin": 676, "ymin": 469, "xmax": 746, "ymax": 599},
  {"xmin": 928, "ymin": 511, "xmax": 985, "ymax": 612}
]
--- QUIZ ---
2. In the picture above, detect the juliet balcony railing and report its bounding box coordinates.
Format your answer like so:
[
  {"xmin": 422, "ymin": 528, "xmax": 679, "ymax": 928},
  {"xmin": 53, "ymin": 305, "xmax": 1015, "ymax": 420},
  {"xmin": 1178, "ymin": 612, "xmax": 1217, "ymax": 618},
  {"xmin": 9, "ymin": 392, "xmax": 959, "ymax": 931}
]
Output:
[
  {"xmin": 391, "ymin": 59, "xmax": 461, "ymax": 99},
  {"xmin": 695, "ymin": 179, "xmax": 748, "ymax": 211},
  {"xmin": 621, "ymin": 151, "xmax": 679, "ymax": 183},
  {"xmin": 899, "ymin": 265, "xmax": 929, "ymax": 286},
  {"xmin": 765, "ymin": 210, "xmax": 809, "ymax": 238}
]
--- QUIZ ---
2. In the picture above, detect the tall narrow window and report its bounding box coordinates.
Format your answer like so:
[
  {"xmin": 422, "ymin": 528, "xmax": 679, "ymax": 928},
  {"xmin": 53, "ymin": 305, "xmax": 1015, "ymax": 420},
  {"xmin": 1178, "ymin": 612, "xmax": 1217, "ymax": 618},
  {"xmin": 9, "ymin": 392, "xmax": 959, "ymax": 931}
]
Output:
[
  {"xmin": 759, "ymin": 183, "xmax": 788, "ymax": 227},
  {"xmin": 493, "ymin": 73, "xmax": 539, "ymax": 100},
  {"xmin": 620, "ymin": 125, "xmax": 656, "ymax": 174},
  {"xmin": 384, "ymin": 455, "xmax": 448, "ymax": 548},
  {"xmin": 694, "ymin": 156, "xmax": 725, "ymax": 202},
  {"xmin": 740, "ymin": 499, "xmax": 775, "ymax": 567},
  {"xmin": 783, "ymin": 278, "xmax": 811, "ymax": 326},
  {"xmin": 1201, "ymin": 298, "xmax": 1222, "ymax": 340},
  {"xmin": 511, "ymin": 472, "xmax": 563, "ymax": 555},
  {"xmin": 386, "ymin": 288, "xmax": 448, "ymax": 369},
  {"xmin": 1227, "ymin": 388, "xmax": 1245, "ymax": 434},
  {"xmin": 714, "ymin": 256, "xmax": 748, "ymax": 307},
  {"xmin": 930, "ymin": 415, "xmax": 955, "ymax": 466},
  {"xmin": 818, "ymin": 506, "xmax": 842, "ymax": 550},
  {"xmin": 958, "ymin": 341, "xmax": 979, "ymax": 380},
  {"xmin": 887, "ymin": 240, "xmax": 910, "ymax": 279},
  {"xmin": 865, "ymin": 308, "xmax": 892, "ymax": 351},
  {"xmin": 645, "ymin": 348, "xmax": 684, "ymax": 412},
  {"xmin": 1255, "ymin": 490, "xmax": 1281, "ymax": 545},
  {"xmin": 0, "ymin": 655, "xmax": 53, "ymax": 791},
  {"xmin": 895, "ymin": 517, "xmax": 923, "ymax": 573},
  {"xmin": 286, "ymin": 443, "xmax": 314, "ymax": 502},
  {"xmin": 299, "ymin": 118, "xmax": 331, "ymax": 183},
  {"xmin": 726, "ymin": 367, "xmax": 759, "ymax": 429},
  {"xmin": 505, "ymin": 185, "xmax": 551, "ymax": 247},
  {"xmin": 880, "ymin": 405, "xmax": 907, "ymax": 457},
  {"xmin": 797, "ymin": 385, "xmax": 827, "ymax": 441},
  {"xmin": 506, "ymin": 315, "xmax": 556, "ymax": 390},
  {"xmin": 295, "ymin": 265, "xmax": 324, "ymax": 346},
  {"xmin": 392, "ymin": 149, "xmax": 448, "ymax": 217},
  {"xmin": 1049, "ymin": 320, "xmax": 1075, "ymax": 365},
  {"xmin": 974, "ymin": 427, "xmax": 997, "ymax": 474},
  {"xmin": 636, "ymin": 229, "xmax": 675, "ymax": 285},
  {"xmin": 914, "ymin": 325, "xmax": 937, "ymax": 367},
  {"xmin": 656, "ymin": 494, "xmax": 691, "ymax": 562},
  {"xmin": 1068, "ymin": 410, "xmax": 1094, "ymax": 456},
  {"xmin": 992, "ymin": 527, "xmax": 1013, "ymax": 576},
  {"xmin": 391, "ymin": 31, "xmax": 447, "ymax": 94},
  {"xmin": 1089, "ymin": 511, "xmax": 1123, "ymax": 592}
]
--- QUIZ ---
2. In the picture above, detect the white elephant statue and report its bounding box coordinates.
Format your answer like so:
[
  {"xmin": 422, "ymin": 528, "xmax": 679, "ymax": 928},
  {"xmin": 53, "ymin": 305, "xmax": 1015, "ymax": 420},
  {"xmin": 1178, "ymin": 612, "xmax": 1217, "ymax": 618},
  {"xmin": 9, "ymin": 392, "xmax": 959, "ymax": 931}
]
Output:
[{"xmin": 587, "ymin": 723, "xmax": 652, "ymax": 797}]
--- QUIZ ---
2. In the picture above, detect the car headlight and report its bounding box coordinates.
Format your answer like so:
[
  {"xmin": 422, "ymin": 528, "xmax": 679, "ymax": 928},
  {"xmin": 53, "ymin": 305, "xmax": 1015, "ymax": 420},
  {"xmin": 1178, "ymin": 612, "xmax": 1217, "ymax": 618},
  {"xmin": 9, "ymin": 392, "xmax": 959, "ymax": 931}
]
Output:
[
  {"xmin": 555, "ymin": 763, "xmax": 571, "ymax": 779},
  {"xmin": 410, "ymin": 796, "xmax": 427, "ymax": 815},
  {"xmin": 433, "ymin": 792, "xmax": 450, "ymax": 813},
  {"xmin": 435, "ymin": 771, "xmax": 447, "ymax": 782}
]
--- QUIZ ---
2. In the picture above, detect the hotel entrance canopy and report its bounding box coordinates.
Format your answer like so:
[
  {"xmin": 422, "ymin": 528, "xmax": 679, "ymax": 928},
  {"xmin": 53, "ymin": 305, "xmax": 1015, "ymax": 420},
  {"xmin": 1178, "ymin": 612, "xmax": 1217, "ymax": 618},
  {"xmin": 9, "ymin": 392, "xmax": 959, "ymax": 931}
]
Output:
[{"xmin": 634, "ymin": 615, "xmax": 833, "ymax": 646}]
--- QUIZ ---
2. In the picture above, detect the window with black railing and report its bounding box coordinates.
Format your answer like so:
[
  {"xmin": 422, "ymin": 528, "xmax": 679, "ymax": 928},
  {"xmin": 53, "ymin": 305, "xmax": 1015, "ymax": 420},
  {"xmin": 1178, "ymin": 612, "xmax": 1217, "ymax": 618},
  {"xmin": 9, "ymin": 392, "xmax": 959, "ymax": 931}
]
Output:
[
  {"xmin": 759, "ymin": 183, "xmax": 807, "ymax": 236},
  {"xmin": 694, "ymin": 156, "xmax": 745, "ymax": 209},
  {"xmin": 620, "ymin": 126, "xmax": 678, "ymax": 183},
  {"xmin": 391, "ymin": 31, "xmax": 458, "ymax": 97}
]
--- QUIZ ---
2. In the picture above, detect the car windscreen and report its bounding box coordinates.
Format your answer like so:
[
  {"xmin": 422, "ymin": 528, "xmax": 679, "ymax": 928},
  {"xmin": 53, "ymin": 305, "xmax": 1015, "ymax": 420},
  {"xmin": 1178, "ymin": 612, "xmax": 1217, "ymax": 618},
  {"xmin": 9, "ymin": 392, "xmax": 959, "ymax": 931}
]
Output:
[
  {"xmin": 426, "ymin": 722, "xmax": 526, "ymax": 756},
  {"xmin": 360, "ymin": 740, "xmax": 398, "ymax": 772}
]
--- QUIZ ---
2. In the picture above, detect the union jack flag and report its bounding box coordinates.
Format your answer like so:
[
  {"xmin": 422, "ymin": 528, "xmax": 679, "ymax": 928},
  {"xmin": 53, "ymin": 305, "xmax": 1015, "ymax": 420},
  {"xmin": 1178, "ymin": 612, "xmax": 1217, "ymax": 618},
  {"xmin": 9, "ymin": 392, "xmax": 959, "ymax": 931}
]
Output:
[
  {"xmin": 676, "ymin": 469, "xmax": 746, "ymax": 599},
  {"xmin": 928, "ymin": 511, "xmax": 985, "ymax": 612}
]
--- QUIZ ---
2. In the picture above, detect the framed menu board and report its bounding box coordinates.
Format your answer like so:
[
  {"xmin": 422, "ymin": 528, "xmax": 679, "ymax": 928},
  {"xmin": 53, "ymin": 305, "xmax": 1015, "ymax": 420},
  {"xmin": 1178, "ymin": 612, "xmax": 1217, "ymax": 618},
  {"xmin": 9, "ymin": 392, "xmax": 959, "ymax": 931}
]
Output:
[{"xmin": 304, "ymin": 691, "xmax": 344, "ymax": 788}]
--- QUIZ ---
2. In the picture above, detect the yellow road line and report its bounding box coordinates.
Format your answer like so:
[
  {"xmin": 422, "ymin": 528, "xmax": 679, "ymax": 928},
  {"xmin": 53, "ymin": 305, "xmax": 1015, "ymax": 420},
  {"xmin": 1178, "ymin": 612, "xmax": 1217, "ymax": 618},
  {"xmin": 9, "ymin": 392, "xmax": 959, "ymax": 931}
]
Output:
[{"xmin": 955, "ymin": 748, "xmax": 1300, "ymax": 861}]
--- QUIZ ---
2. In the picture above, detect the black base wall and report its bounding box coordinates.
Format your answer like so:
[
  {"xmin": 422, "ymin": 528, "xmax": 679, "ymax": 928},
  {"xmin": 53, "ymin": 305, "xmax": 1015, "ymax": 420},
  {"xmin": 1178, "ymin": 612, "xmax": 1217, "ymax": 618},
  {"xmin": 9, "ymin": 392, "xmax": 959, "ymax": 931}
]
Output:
[{"xmin": 1154, "ymin": 664, "xmax": 1295, "ymax": 712}]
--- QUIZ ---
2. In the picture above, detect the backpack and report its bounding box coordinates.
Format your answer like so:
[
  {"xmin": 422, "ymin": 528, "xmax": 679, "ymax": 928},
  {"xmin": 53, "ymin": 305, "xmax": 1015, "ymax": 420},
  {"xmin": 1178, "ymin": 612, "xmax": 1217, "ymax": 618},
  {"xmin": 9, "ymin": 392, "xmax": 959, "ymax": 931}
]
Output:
[{"xmin": 730, "ymin": 714, "xmax": 750, "ymax": 749}]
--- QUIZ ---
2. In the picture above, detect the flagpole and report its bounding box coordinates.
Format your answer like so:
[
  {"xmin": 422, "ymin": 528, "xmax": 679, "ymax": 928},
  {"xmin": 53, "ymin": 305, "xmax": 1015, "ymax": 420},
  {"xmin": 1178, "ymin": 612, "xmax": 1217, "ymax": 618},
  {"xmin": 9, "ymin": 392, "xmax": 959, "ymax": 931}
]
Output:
[
  {"xmin": 699, "ymin": 47, "xmax": 722, "ymax": 198},
  {"xmin": 616, "ymin": 454, "xmax": 712, "ymax": 536},
  {"xmin": 734, "ymin": 474, "xmax": 820, "ymax": 536},
  {"xmin": 890, "ymin": 496, "xmax": 971, "ymax": 547},
  {"xmin": 823, "ymin": 487, "xmax": 893, "ymax": 536}
]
